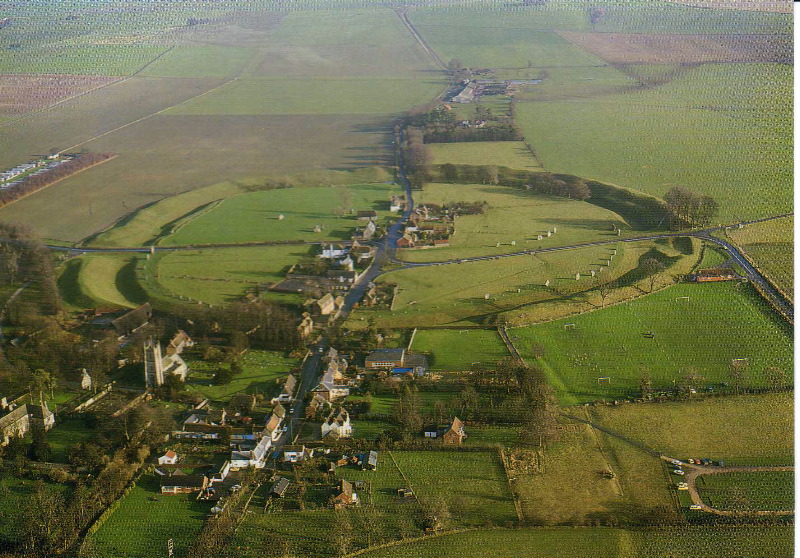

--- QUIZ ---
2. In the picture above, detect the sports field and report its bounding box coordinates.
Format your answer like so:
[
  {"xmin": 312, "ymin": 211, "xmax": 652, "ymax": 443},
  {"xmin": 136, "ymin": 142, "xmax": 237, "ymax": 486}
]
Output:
[
  {"xmin": 590, "ymin": 393, "xmax": 793, "ymax": 463},
  {"xmin": 409, "ymin": 328, "xmax": 509, "ymax": 370},
  {"xmin": 400, "ymin": 182, "xmax": 629, "ymax": 263},
  {"xmin": 512, "ymin": 282, "xmax": 793, "ymax": 404},
  {"xmin": 428, "ymin": 142, "xmax": 542, "ymax": 170}
]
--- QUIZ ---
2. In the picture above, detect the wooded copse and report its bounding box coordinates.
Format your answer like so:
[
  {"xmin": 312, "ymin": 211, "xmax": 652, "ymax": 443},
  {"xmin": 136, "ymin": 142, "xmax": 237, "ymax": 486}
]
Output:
[
  {"xmin": 0, "ymin": 152, "xmax": 114, "ymax": 208},
  {"xmin": 664, "ymin": 187, "xmax": 719, "ymax": 229}
]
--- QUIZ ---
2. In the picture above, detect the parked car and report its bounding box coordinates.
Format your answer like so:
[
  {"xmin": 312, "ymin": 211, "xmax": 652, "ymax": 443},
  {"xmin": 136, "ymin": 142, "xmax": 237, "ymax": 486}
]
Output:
[
  {"xmin": 670, "ymin": 459, "xmax": 682, "ymax": 466},
  {"xmin": 689, "ymin": 504, "xmax": 702, "ymax": 510},
  {"xmin": 672, "ymin": 469, "xmax": 685, "ymax": 476},
  {"xmin": 677, "ymin": 483, "xmax": 689, "ymax": 490}
]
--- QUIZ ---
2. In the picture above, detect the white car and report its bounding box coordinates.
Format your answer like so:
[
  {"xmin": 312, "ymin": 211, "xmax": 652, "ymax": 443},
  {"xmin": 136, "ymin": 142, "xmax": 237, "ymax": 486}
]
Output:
[
  {"xmin": 689, "ymin": 504, "xmax": 702, "ymax": 510},
  {"xmin": 672, "ymin": 469, "xmax": 685, "ymax": 476},
  {"xmin": 677, "ymin": 483, "xmax": 689, "ymax": 491}
]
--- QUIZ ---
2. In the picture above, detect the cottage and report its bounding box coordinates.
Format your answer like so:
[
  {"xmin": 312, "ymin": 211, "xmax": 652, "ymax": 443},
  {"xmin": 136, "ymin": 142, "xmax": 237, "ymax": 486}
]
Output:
[
  {"xmin": 693, "ymin": 268, "xmax": 739, "ymax": 282},
  {"xmin": 284, "ymin": 444, "xmax": 313, "ymax": 463},
  {"xmin": 313, "ymin": 293, "xmax": 337, "ymax": 316},
  {"xmin": 319, "ymin": 244, "xmax": 349, "ymax": 260},
  {"xmin": 264, "ymin": 413, "xmax": 284, "ymax": 442},
  {"xmin": 357, "ymin": 210, "xmax": 377, "ymax": 221},
  {"xmin": 165, "ymin": 330, "xmax": 193, "ymax": 356},
  {"xmin": 321, "ymin": 408, "xmax": 352, "ymax": 440},
  {"xmin": 79, "ymin": 368, "xmax": 92, "ymax": 390},
  {"xmin": 158, "ymin": 450, "xmax": 178, "ymax": 465},
  {"xmin": 331, "ymin": 478, "xmax": 359, "ymax": 509},
  {"xmin": 311, "ymin": 367, "xmax": 350, "ymax": 402},
  {"xmin": 231, "ymin": 435, "xmax": 271, "ymax": 469},
  {"xmin": 442, "ymin": 417, "xmax": 466, "ymax": 445},
  {"xmin": 297, "ymin": 312, "xmax": 314, "ymax": 338},
  {"xmin": 273, "ymin": 374, "xmax": 297, "ymax": 404},
  {"xmin": 397, "ymin": 235, "xmax": 416, "ymax": 249}
]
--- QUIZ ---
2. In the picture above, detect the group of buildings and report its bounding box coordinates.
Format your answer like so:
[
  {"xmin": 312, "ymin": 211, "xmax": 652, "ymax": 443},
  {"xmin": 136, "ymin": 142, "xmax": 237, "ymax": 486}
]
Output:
[
  {"xmin": 0, "ymin": 397, "xmax": 55, "ymax": 446},
  {"xmin": 397, "ymin": 205, "xmax": 454, "ymax": 250}
]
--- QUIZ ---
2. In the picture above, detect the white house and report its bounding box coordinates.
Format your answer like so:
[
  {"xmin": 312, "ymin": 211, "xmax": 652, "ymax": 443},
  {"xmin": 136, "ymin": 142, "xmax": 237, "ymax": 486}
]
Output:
[
  {"xmin": 158, "ymin": 450, "xmax": 178, "ymax": 465},
  {"xmin": 321, "ymin": 408, "xmax": 352, "ymax": 440},
  {"xmin": 231, "ymin": 436, "xmax": 271, "ymax": 469}
]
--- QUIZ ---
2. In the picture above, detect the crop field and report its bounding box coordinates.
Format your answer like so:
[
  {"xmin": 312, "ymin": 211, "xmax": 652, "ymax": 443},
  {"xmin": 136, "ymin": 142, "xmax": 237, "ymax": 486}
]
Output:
[
  {"xmin": 511, "ymin": 282, "xmax": 793, "ymax": 404},
  {"xmin": 89, "ymin": 474, "xmax": 211, "ymax": 558},
  {"xmin": 357, "ymin": 239, "xmax": 694, "ymax": 328},
  {"xmin": 409, "ymin": 328, "xmax": 509, "ymax": 370},
  {"xmin": 428, "ymin": 142, "xmax": 541, "ymax": 170},
  {"xmin": 729, "ymin": 216, "xmax": 793, "ymax": 298},
  {"xmin": 391, "ymin": 450, "xmax": 517, "ymax": 526},
  {"xmin": 183, "ymin": 350, "xmax": 298, "ymax": 403},
  {"xmin": 399, "ymin": 183, "xmax": 629, "ymax": 263},
  {"xmin": 590, "ymin": 393, "xmax": 793, "ymax": 463},
  {"xmin": 0, "ymin": 74, "xmax": 120, "ymax": 117},
  {"xmin": 162, "ymin": 183, "xmax": 399, "ymax": 246},
  {"xmin": 154, "ymin": 245, "xmax": 312, "ymax": 305},
  {"xmin": 515, "ymin": 63, "xmax": 792, "ymax": 222},
  {"xmin": 696, "ymin": 471, "xmax": 793, "ymax": 512}
]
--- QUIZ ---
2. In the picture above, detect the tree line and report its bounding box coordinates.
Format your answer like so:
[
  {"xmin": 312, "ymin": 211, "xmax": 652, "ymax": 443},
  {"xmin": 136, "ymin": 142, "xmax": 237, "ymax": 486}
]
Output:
[
  {"xmin": 436, "ymin": 164, "xmax": 591, "ymax": 201},
  {"xmin": 664, "ymin": 187, "xmax": 719, "ymax": 229},
  {"xmin": 0, "ymin": 153, "xmax": 114, "ymax": 209}
]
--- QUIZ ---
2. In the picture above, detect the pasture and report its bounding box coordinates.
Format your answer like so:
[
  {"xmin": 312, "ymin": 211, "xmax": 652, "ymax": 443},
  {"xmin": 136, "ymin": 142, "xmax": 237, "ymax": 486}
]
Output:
[
  {"xmin": 63, "ymin": 254, "xmax": 147, "ymax": 309},
  {"xmin": 89, "ymin": 474, "xmax": 211, "ymax": 558},
  {"xmin": 515, "ymin": 63, "xmax": 792, "ymax": 222},
  {"xmin": 428, "ymin": 142, "xmax": 541, "ymax": 170},
  {"xmin": 590, "ymin": 393, "xmax": 793, "ymax": 463},
  {"xmin": 161, "ymin": 183, "xmax": 399, "ymax": 246},
  {"xmin": 696, "ymin": 471, "xmax": 793, "ymax": 511},
  {"xmin": 409, "ymin": 328, "xmax": 509, "ymax": 370},
  {"xmin": 183, "ymin": 350, "xmax": 298, "ymax": 403},
  {"xmin": 399, "ymin": 182, "xmax": 629, "ymax": 263},
  {"xmin": 729, "ymin": 216, "xmax": 793, "ymax": 298},
  {"xmin": 0, "ymin": 477, "xmax": 69, "ymax": 547},
  {"xmin": 511, "ymin": 282, "xmax": 793, "ymax": 404},
  {"xmin": 391, "ymin": 450, "xmax": 517, "ymax": 527}
]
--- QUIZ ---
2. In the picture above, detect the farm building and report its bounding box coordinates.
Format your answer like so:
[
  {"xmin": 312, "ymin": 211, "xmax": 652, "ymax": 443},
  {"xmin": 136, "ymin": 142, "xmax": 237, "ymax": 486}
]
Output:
[
  {"xmin": 271, "ymin": 477, "xmax": 291, "ymax": 498},
  {"xmin": 364, "ymin": 450, "xmax": 378, "ymax": 471},
  {"xmin": 367, "ymin": 349, "xmax": 428, "ymax": 375},
  {"xmin": 160, "ymin": 471, "xmax": 209, "ymax": 494},
  {"xmin": 111, "ymin": 303, "xmax": 152, "ymax": 337},
  {"xmin": 423, "ymin": 417, "xmax": 467, "ymax": 445},
  {"xmin": 692, "ymin": 268, "xmax": 740, "ymax": 282},
  {"xmin": 357, "ymin": 210, "xmax": 377, "ymax": 220},
  {"xmin": 158, "ymin": 450, "xmax": 178, "ymax": 465}
]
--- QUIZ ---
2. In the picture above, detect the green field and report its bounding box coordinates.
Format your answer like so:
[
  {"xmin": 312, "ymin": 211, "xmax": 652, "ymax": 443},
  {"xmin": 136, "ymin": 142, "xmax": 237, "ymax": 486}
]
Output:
[
  {"xmin": 46, "ymin": 417, "xmax": 98, "ymax": 463},
  {"xmin": 391, "ymin": 451, "xmax": 517, "ymax": 527},
  {"xmin": 515, "ymin": 63, "xmax": 792, "ymax": 222},
  {"xmin": 183, "ymin": 350, "xmax": 299, "ymax": 403},
  {"xmin": 729, "ymin": 216, "xmax": 793, "ymax": 298},
  {"xmin": 361, "ymin": 526, "xmax": 794, "ymax": 558},
  {"xmin": 0, "ymin": 477, "xmax": 70, "ymax": 546},
  {"xmin": 696, "ymin": 471, "xmax": 793, "ymax": 512},
  {"xmin": 89, "ymin": 474, "xmax": 211, "ymax": 558},
  {"xmin": 590, "ymin": 393, "xmax": 793, "ymax": 463},
  {"xmin": 399, "ymin": 183, "xmax": 628, "ymax": 263},
  {"xmin": 511, "ymin": 282, "xmax": 793, "ymax": 404},
  {"xmin": 153, "ymin": 245, "xmax": 312, "ymax": 305},
  {"xmin": 162, "ymin": 183, "xmax": 398, "ymax": 246},
  {"xmin": 409, "ymin": 329, "xmax": 509, "ymax": 370},
  {"xmin": 428, "ymin": 142, "xmax": 542, "ymax": 170},
  {"xmin": 63, "ymin": 254, "xmax": 147, "ymax": 309}
]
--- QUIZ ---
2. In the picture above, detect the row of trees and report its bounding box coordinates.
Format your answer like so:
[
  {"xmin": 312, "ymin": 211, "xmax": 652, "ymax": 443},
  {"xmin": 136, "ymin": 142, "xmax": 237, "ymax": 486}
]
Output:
[
  {"xmin": 0, "ymin": 153, "xmax": 114, "ymax": 208},
  {"xmin": 436, "ymin": 164, "xmax": 592, "ymax": 201},
  {"xmin": 400, "ymin": 127, "xmax": 431, "ymax": 189},
  {"xmin": 664, "ymin": 187, "xmax": 719, "ymax": 229}
]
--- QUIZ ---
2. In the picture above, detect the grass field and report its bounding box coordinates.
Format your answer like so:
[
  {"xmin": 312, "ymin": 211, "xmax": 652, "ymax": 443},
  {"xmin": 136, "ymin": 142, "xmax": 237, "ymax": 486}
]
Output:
[
  {"xmin": 0, "ymin": 476, "xmax": 69, "ymax": 546},
  {"xmin": 428, "ymin": 142, "xmax": 541, "ymax": 170},
  {"xmin": 511, "ymin": 282, "xmax": 793, "ymax": 404},
  {"xmin": 409, "ymin": 329, "xmax": 509, "ymax": 370},
  {"xmin": 391, "ymin": 451, "xmax": 517, "ymax": 527},
  {"xmin": 183, "ymin": 350, "xmax": 298, "ymax": 403},
  {"xmin": 154, "ymin": 245, "xmax": 313, "ymax": 305},
  {"xmin": 162, "ymin": 183, "xmax": 399, "ymax": 246},
  {"xmin": 696, "ymin": 471, "xmax": 793, "ymax": 512},
  {"xmin": 399, "ymin": 183, "xmax": 629, "ymax": 263},
  {"xmin": 89, "ymin": 474, "xmax": 211, "ymax": 558},
  {"xmin": 356, "ymin": 238, "xmax": 694, "ymax": 328},
  {"xmin": 590, "ymin": 393, "xmax": 793, "ymax": 463},
  {"xmin": 66, "ymin": 254, "xmax": 148, "ymax": 309},
  {"xmin": 515, "ymin": 63, "xmax": 792, "ymax": 222},
  {"xmin": 46, "ymin": 417, "xmax": 98, "ymax": 463},
  {"xmin": 729, "ymin": 216, "xmax": 793, "ymax": 298}
]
